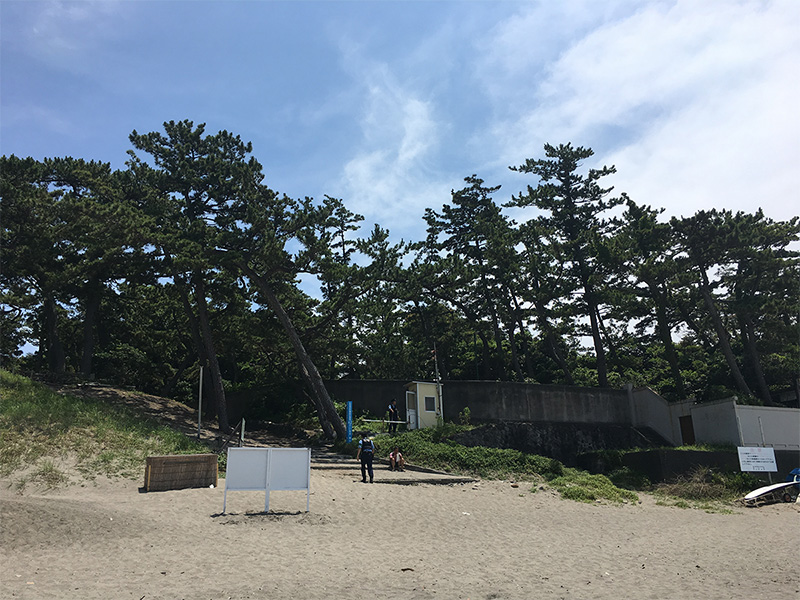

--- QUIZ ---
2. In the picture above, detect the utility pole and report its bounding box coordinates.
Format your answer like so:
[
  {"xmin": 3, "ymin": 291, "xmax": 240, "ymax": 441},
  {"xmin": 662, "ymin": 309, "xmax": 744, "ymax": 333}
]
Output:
[{"xmin": 433, "ymin": 342, "xmax": 443, "ymax": 424}]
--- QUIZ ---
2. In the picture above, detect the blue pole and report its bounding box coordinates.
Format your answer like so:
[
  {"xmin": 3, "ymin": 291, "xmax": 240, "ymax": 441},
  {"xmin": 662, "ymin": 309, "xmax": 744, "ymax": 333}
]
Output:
[{"xmin": 346, "ymin": 401, "xmax": 353, "ymax": 443}]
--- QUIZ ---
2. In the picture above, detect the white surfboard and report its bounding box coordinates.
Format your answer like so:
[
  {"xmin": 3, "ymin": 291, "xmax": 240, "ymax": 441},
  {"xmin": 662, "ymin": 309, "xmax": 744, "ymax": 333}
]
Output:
[{"xmin": 743, "ymin": 480, "xmax": 798, "ymax": 501}]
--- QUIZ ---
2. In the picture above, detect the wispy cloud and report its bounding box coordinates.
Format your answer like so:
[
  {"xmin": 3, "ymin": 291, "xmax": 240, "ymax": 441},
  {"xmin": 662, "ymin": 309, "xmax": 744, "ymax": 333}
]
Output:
[
  {"xmin": 2, "ymin": 0, "xmax": 796, "ymax": 242},
  {"xmin": 473, "ymin": 0, "xmax": 800, "ymax": 221},
  {"xmin": 20, "ymin": 0, "xmax": 127, "ymax": 69},
  {"xmin": 334, "ymin": 57, "xmax": 451, "ymax": 233}
]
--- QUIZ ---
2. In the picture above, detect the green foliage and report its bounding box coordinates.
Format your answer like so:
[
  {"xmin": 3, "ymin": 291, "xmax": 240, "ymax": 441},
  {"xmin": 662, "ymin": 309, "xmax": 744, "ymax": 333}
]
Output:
[
  {"xmin": 284, "ymin": 398, "xmax": 324, "ymax": 431},
  {"xmin": 3, "ymin": 137, "xmax": 799, "ymax": 420},
  {"xmin": 607, "ymin": 467, "xmax": 651, "ymax": 491},
  {"xmin": 333, "ymin": 401, "xmax": 381, "ymax": 433},
  {"xmin": 372, "ymin": 426, "xmax": 555, "ymax": 476},
  {"xmin": 510, "ymin": 143, "xmax": 626, "ymax": 388},
  {"xmin": 546, "ymin": 469, "xmax": 639, "ymax": 504},
  {"xmin": 366, "ymin": 426, "xmax": 640, "ymax": 504},
  {"xmin": 0, "ymin": 370, "xmax": 211, "ymax": 486},
  {"xmin": 673, "ymin": 442, "xmax": 738, "ymax": 452}
]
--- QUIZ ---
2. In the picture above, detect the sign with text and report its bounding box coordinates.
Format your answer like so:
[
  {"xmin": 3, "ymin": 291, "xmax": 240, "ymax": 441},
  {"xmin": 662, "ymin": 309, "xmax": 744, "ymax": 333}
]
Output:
[{"xmin": 737, "ymin": 446, "xmax": 777, "ymax": 472}]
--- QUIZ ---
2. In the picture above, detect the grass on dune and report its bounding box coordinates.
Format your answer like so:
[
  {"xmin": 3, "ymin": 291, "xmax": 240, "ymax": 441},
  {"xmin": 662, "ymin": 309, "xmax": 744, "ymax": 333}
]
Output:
[{"xmin": 0, "ymin": 370, "xmax": 211, "ymax": 490}]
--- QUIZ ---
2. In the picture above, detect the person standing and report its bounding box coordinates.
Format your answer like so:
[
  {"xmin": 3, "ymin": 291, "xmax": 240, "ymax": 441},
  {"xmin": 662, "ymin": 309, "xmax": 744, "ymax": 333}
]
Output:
[
  {"xmin": 387, "ymin": 399, "xmax": 400, "ymax": 434},
  {"xmin": 356, "ymin": 433, "xmax": 374, "ymax": 483}
]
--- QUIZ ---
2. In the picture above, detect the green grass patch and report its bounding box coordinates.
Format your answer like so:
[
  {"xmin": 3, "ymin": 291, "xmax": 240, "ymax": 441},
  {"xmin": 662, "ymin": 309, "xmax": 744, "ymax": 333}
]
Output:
[
  {"xmin": 607, "ymin": 466, "xmax": 652, "ymax": 490},
  {"xmin": 0, "ymin": 370, "xmax": 213, "ymax": 487},
  {"xmin": 338, "ymin": 424, "xmax": 638, "ymax": 504},
  {"xmin": 546, "ymin": 468, "xmax": 639, "ymax": 504},
  {"xmin": 580, "ymin": 446, "xmax": 761, "ymax": 509}
]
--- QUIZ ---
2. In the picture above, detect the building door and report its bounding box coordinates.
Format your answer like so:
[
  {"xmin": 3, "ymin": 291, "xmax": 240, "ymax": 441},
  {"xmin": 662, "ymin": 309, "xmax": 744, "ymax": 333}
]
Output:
[
  {"xmin": 679, "ymin": 415, "xmax": 695, "ymax": 445},
  {"xmin": 405, "ymin": 391, "xmax": 418, "ymax": 430}
]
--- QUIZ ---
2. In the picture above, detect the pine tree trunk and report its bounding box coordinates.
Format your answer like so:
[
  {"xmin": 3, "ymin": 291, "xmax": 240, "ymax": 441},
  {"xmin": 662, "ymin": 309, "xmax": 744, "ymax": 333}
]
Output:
[
  {"xmin": 477, "ymin": 330, "xmax": 491, "ymax": 379},
  {"xmin": 507, "ymin": 322, "xmax": 524, "ymax": 381},
  {"xmin": 575, "ymin": 253, "xmax": 608, "ymax": 387},
  {"xmin": 303, "ymin": 384, "xmax": 336, "ymax": 439},
  {"xmin": 738, "ymin": 312, "xmax": 774, "ymax": 405},
  {"xmin": 174, "ymin": 272, "xmax": 228, "ymax": 431},
  {"xmin": 505, "ymin": 290, "xmax": 527, "ymax": 381},
  {"xmin": 531, "ymin": 296, "xmax": 574, "ymax": 384},
  {"xmin": 161, "ymin": 350, "xmax": 195, "ymax": 398},
  {"xmin": 698, "ymin": 269, "xmax": 753, "ymax": 398},
  {"xmin": 244, "ymin": 264, "xmax": 345, "ymax": 439},
  {"xmin": 194, "ymin": 276, "xmax": 231, "ymax": 433},
  {"xmin": 44, "ymin": 293, "xmax": 66, "ymax": 374},
  {"xmin": 650, "ymin": 281, "xmax": 687, "ymax": 399},
  {"xmin": 586, "ymin": 290, "xmax": 609, "ymax": 387},
  {"xmin": 80, "ymin": 279, "xmax": 102, "ymax": 377}
]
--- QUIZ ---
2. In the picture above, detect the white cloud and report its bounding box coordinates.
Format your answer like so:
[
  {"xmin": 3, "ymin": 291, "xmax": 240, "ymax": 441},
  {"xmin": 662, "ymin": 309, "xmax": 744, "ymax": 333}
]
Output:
[
  {"xmin": 475, "ymin": 0, "xmax": 644, "ymax": 111},
  {"xmin": 474, "ymin": 0, "xmax": 800, "ymax": 222},
  {"xmin": 602, "ymin": 1, "xmax": 800, "ymax": 222},
  {"xmin": 22, "ymin": 0, "xmax": 127, "ymax": 68},
  {"xmin": 4, "ymin": 0, "xmax": 796, "ymax": 243},
  {"xmin": 335, "ymin": 61, "xmax": 451, "ymax": 234}
]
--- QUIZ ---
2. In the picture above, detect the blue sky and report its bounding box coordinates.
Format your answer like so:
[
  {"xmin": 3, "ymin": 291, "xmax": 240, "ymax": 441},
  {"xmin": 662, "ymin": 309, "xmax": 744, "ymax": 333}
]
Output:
[{"xmin": 2, "ymin": 0, "xmax": 799, "ymax": 245}]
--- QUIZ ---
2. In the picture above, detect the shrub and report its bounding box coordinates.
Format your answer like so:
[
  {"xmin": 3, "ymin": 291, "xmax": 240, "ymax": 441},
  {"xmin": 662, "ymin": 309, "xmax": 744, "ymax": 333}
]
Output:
[
  {"xmin": 547, "ymin": 469, "xmax": 639, "ymax": 504},
  {"xmin": 655, "ymin": 466, "xmax": 760, "ymax": 502}
]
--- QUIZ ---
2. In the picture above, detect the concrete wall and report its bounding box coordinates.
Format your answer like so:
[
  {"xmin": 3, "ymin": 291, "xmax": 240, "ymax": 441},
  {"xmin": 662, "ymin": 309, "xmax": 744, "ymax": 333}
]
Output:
[
  {"xmin": 579, "ymin": 445, "xmax": 800, "ymax": 483},
  {"xmin": 735, "ymin": 405, "xmax": 800, "ymax": 450},
  {"xmin": 690, "ymin": 399, "xmax": 740, "ymax": 445},
  {"xmin": 326, "ymin": 379, "xmax": 800, "ymax": 452},
  {"xmin": 774, "ymin": 450, "xmax": 800, "ymax": 477},
  {"xmin": 618, "ymin": 449, "xmax": 741, "ymax": 483},
  {"xmin": 443, "ymin": 380, "xmax": 631, "ymax": 424},
  {"xmin": 629, "ymin": 387, "xmax": 693, "ymax": 445},
  {"xmin": 327, "ymin": 379, "xmax": 633, "ymax": 427},
  {"xmin": 457, "ymin": 421, "xmax": 662, "ymax": 466},
  {"xmin": 655, "ymin": 398, "xmax": 800, "ymax": 451}
]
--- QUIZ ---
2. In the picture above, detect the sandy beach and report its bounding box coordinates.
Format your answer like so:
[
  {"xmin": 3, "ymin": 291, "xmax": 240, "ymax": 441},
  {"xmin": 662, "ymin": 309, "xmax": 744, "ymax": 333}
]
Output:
[{"xmin": 2, "ymin": 449, "xmax": 798, "ymax": 600}]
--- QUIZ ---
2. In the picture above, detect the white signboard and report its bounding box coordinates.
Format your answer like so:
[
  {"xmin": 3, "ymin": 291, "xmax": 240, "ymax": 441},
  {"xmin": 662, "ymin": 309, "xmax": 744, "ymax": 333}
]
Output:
[
  {"xmin": 223, "ymin": 447, "xmax": 311, "ymax": 513},
  {"xmin": 737, "ymin": 446, "xmax": 777, "ymax": 472}
]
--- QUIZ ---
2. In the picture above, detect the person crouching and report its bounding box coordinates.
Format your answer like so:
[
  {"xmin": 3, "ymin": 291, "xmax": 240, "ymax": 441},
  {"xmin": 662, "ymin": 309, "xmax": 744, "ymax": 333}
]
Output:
[{"xmin": 389, "ymin": 446, "xmax": 405, "ymax": 471}]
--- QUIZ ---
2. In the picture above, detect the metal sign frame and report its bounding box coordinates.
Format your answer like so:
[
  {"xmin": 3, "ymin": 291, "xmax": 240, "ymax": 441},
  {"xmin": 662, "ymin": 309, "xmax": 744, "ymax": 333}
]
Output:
[{"xmin": 223, "ymin": 447, "xmax": 311, "ymax": 513}]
